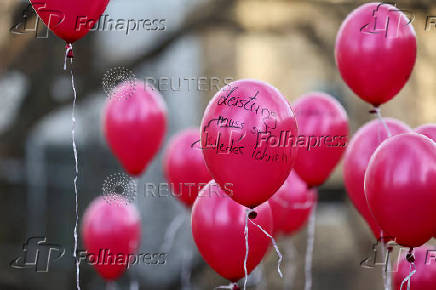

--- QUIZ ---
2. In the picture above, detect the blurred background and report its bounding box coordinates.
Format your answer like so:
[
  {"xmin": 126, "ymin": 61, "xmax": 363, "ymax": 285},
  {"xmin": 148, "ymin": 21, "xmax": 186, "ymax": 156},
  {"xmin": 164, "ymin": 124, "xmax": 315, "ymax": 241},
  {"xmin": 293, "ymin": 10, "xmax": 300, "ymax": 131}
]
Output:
[{"xmin": 0, "ymin": 0, "xmax": 436, "ymax": 289}]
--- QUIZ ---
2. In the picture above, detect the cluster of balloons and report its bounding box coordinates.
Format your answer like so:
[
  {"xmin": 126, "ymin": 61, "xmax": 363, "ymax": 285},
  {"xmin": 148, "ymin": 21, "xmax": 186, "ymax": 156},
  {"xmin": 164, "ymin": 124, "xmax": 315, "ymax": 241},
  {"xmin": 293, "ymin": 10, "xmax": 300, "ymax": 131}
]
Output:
[
  {"xmin": 336, "ymin": 3, "xmax": 436, "ymax": 287},
  {"xmin": 189, "ymin": 79, "xmax": 348, "ymax": 284}
]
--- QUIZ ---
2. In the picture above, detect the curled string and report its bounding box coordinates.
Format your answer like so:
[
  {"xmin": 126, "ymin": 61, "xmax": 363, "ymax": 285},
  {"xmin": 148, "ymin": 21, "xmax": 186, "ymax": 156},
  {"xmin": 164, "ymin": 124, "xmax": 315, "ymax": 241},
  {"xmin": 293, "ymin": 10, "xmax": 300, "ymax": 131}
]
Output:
[
  {"xmin": 248, "ymin": 218, "xmax": 283, "ymax": 278},
  {"xmin": 65, "ymin": 45, "xmax": 80, "ymax": 290},
  {"xmin": 215, "ymin": 282, "xmax": 240, "ymax": 290},
  {"xmin": 370, "ymin": 107, "xmax": 392, "ymax": 137},
  {"xmin": 243, "ymin": 209, "xmax": 250, "ymax": 290},
  {"xmin": 304, "ymin": 202, "xmax": 317, "ymax": 290},
  {"xmin": 400, "ymin": 262, "xmax": 416, "ymax": 290},
  {"xmin": 160, "ymin": 210, "xmax": 186, "ymax": 253}
]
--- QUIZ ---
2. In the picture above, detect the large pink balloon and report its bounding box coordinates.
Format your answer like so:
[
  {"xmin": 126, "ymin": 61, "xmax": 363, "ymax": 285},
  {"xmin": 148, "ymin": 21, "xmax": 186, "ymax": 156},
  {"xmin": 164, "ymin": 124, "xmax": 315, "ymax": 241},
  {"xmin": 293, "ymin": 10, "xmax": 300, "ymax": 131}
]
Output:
[
  {"xmin": 200, "ymin": 79, "xmax": 298, "ymax": 208},
  {"xmin": 269, "ymin": 171, "xmax": 317, "ymax": 237},
  {"xmin": 344, "ymin": 118, "xmax": 410, "ymax": 240},
  {"xmin": 365, "ymin": 133, "xmax": 436, "ymax": 247},
  {"xmin": 292, "ymin": 92, "xmax": 349, "ymax": 187},
  {"xmin": 336, "ymin": 3, "xmax": 416, "ymax": 107},
  {"xmin": 30, "ymin": 0, "xmax": 110, "ymax": 44},
  {"xmin": 393, "ymin": 246, "xmax": 436, "ymax": 290},
  {"xmin": 82, "ymin": 196, "xmax": 141, "ymax": 281},
  {"xmin": 415, "ymin": 124, "xmax": 436, "ymax": 143},
  {"xmin": 191, "ymin": 180, "xmax": 272, "ymax": 282},
  {"xmin": 163, "ymin": 128, "xmax": 212, "ymax": 207},
  {"xmin": 104, "ymin": 80, "xmax": 167, "ymax": 176}
]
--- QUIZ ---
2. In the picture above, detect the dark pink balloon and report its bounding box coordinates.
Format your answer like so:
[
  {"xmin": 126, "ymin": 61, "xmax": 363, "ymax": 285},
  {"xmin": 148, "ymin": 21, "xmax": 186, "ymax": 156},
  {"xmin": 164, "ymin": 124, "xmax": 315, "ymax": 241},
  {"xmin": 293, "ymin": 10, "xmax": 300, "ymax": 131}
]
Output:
[
  {"xmin": 104, "ymin": 80, "xmax": 167, "ymax": 176},
  {"xmin": 292, "ymin": 92, "xmax": 349, "ymax": 187},
  {"xmin": 269, "ymin": 171, "xmax": 317, "ymax": 237},
  {"xmin": 415, "ymin": 124, "xmax": 436, "ymax": 143},
  {"xmin": 200, "ymin": 79, "xmax": 298, "ymax": 208},
  {"xmin": 336, "ymin": 3, "xmax": 416, "ymax": 106},
  {"xmin": 82, "ymin": 196, "xmax": 141, "ymax": 281},
  {"xmin": 344, "ymin": 118, "xmax": 410, "ymax": 240},
  {"xmin": 365, "ymin": 133, "xmax": 436, "ymax": 247},
  {"xmin": 30, "ymin": 0, "xmax": 110, "ymax": 44},
  {"xmin": 393, "ymin": 246, "xmax": 436, "ymax": 290},
  {"xmin": 191, "ymin": 180, "xmax": 272, "ymax": 282},
  {"xmin": 163, "ymin": 128, "xmax": 212, "ymax": 207}
]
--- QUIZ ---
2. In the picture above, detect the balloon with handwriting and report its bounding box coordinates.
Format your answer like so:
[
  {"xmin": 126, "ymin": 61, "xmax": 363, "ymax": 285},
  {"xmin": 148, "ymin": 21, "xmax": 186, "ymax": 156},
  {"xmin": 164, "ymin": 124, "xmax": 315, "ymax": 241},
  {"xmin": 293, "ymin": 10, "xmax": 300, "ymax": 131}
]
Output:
[
  {"xmin": 30, "ymin": 0, "xmax": 110, "ymax": 44},
  {"xmin": 344, "ymin": 118, "xmax": 410, "ymax": 240},
  {"xmin": 268, "ymin": 170, "xmax": 317, "ymax": 237},
  {"xmin": 365, "ymin": 133, "xmax": 436, "ymax": 247},
  {"xmin": 415, "ymin": 124, "xmax": 436, "ymax": 143},
  {"xmin": 336, "ymin": 3, "xmax": 416, "ymax": 107},
  {"xmin": 200, "ymin": 79, "xmax": 298, "ymax": 208},
  {"xmin": 82, "ymin": 196, "xmax": 141, "ymax": 281},
  {"xmin": 292, "ymin": 92, "xmax": 349, "ymax": 187},
  {"xmin": 393, "ymin": 246, "xmax": 436, "ymax": 290},
  {"xmin": 104, "ymin": 80, "xmax": 167, "ymax": 176},
  {"xmin": 163, "ymin": 128, "xmax": 212, "ymax": 207},
  {"xmin": 192, "ymin": 180, "xmax": 272, "ymax": 282}
]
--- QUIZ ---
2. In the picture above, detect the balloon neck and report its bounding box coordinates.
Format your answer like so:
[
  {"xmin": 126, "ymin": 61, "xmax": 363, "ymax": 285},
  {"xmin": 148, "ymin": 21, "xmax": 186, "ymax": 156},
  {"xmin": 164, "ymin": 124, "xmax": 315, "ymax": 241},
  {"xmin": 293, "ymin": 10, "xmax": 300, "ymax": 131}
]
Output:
[
  {"xmin": 232, "ymin": 284, "xmax": 240, "ymax": 290},
  {"xmin": 248, "ymin": 210, "xmax": 257, "ymax": 220},
  {"xmin": 65, "ymin": 43, "xmax": 74, "ymax": 58},
  {"xmin": 406, "ymin": 248, "xmax": 415, "ymax": 263}
]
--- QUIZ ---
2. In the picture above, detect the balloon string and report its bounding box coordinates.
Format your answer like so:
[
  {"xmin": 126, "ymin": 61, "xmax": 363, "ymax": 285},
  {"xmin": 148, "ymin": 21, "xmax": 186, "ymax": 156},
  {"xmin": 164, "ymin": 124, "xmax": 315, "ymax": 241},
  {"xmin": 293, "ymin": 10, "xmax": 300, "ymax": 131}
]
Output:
[
  {"xmin": 106, "ymin": 281, "xmax": 117, "ymax": 290},
  {"xmin": 248, "ymin": 218, "xmax": 283, "ymax": 278},
  {"xmin": 65, "ymin": 50, "xmax": 81, "ymax": 290},
  {"xmin": 160, "ymin": 210, "xmax": 186, "ymax": 253},
  {"xmin": 215, "ymin": 282, "xmax": 240, "ymax": 290},
  {"xmin": 181, "ymin": 245, "xmax": 193, "ymax": 290},
  {"xmin": 304, "ymin": 202, "xmax": 317, "ymax": 290},
  {"xmin": 371, "ymin": 107, "xmax": 392, "ymax": 137},
  {"xmin": 400, "ymin": 262, "xmax": 416, "ymax": 290},
  {"xmin": 243, "ymin": 209, "xmax": 250, "ymax": 290},
  {"xmin": 283, "ymin": 241, "xmax": 297, "ymax": 290},
  {"xmin": 129, "ymin": 279, "xmax": 139, "ymax": 290}
]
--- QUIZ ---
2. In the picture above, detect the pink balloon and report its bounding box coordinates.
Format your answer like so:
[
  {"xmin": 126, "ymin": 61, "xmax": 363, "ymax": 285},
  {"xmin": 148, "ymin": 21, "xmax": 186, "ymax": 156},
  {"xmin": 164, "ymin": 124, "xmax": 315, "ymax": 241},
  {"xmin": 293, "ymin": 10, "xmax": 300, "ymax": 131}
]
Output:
[
  {"xmin": 335, "ymin": 3, "xmax": 416, "ymax": 106},
  {"xmin": 163, "ymin": 128, "xmax": 212, "ymax": 207},
  {"xmin": 365, "ymin": 133, "xmax": 436, "ymax": 247},
  {"xmin": 82, "ymin": 196, "xmax": 141, "ymax": 281},
  {"xmin": 191, "ymin": 180, "xmax": 272, "ymax": 282},
  {"xmin": 30, "ymin": 0, "xmax": 110, "ymax": 44},
  {"xmin": 415, "ymin": 124, "xmax": 436, "ymax": 143},
  {"xmin": 269, "ymin": 171, "xmax": 317, "ymax": 237},
  {"xmin": 393, "ymin": 246, "xmax": 436, "ymax": 290},
  {"xmin": 103, "ymin": 80, "xmax": 167, "ymax": 176},
  {"xmin": 292, "ymin": 92, "xmax": 349, "ymax": 187},
  {"xmin": 344, "ymin": 118, "xmax": 410, "ymax": 240},
  {"xmin": 200, "ymin": 79, "xmax": 298, "ymax": 208}
]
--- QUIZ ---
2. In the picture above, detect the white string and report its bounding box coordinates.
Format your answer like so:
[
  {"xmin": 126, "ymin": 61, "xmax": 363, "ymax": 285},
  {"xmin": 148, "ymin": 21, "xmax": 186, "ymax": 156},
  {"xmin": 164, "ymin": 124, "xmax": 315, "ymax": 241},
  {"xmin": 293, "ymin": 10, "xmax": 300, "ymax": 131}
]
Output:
[
  {"xmin": 400, "ymin": 262, "xmax": 416, "ymax": 290},
  {"xmin": 66, "ymin": 52, "xmax": 81, "ymax": 290},
  {"xmin": 243, "ymin": 209, "xmax": 249, "ymax": 290},
  {"xmin": 248, "ymin": 218, "xmax": 283, "ymax": 278},
  {"xmin": 304, "ymin": 203, "xmax": 317, "ymax": 290},
  {"xmin": 129, "ymin": 280, "xmax": 139, "ymax": 290},
  {"xmin": 106, "ymin": 281, "xmax": 117, "ymax": 290},
  {"xmin": 380, "ymin": 239, "xmax": 388, "ymax": 290},
  {"xmin": 64, "ymin": 45, "xmax": 72, "ymax": 71},
  {"xmin": 161, "ymin": 211, "xmax": 186, "ymax": 252},
  {"xmin": 215, "ymin": 282, "xmax": 239, "ymax": 289},
  {"xmin": 283, "ymin": 241, "xmax": 297, "ymax": 290},
  {"xmin": 373, "ymin": 107, "xmax": 392, "ymax": 137},
  {"xmin": 181, "ymin": 245, "xmax": 193, "ymax": 290}
]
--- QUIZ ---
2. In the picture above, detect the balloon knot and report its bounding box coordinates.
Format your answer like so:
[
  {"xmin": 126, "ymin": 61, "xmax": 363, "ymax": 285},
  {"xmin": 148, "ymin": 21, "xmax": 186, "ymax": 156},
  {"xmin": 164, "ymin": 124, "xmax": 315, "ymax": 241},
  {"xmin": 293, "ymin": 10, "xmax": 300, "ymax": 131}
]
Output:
[
  {"xmin": 66, "ymin": 43, "xmax": 74, "ymax": 58},
  {"xmin": 406, "ymin": 248, "xmax": 415, "ymax": 263},
  {"xmin": 233, "ymin": 285, "xmax": 240, "ymax": 290},
  {"xmin": 248, "ymin": 210, "xmax": 257, "ymax": 220}
]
